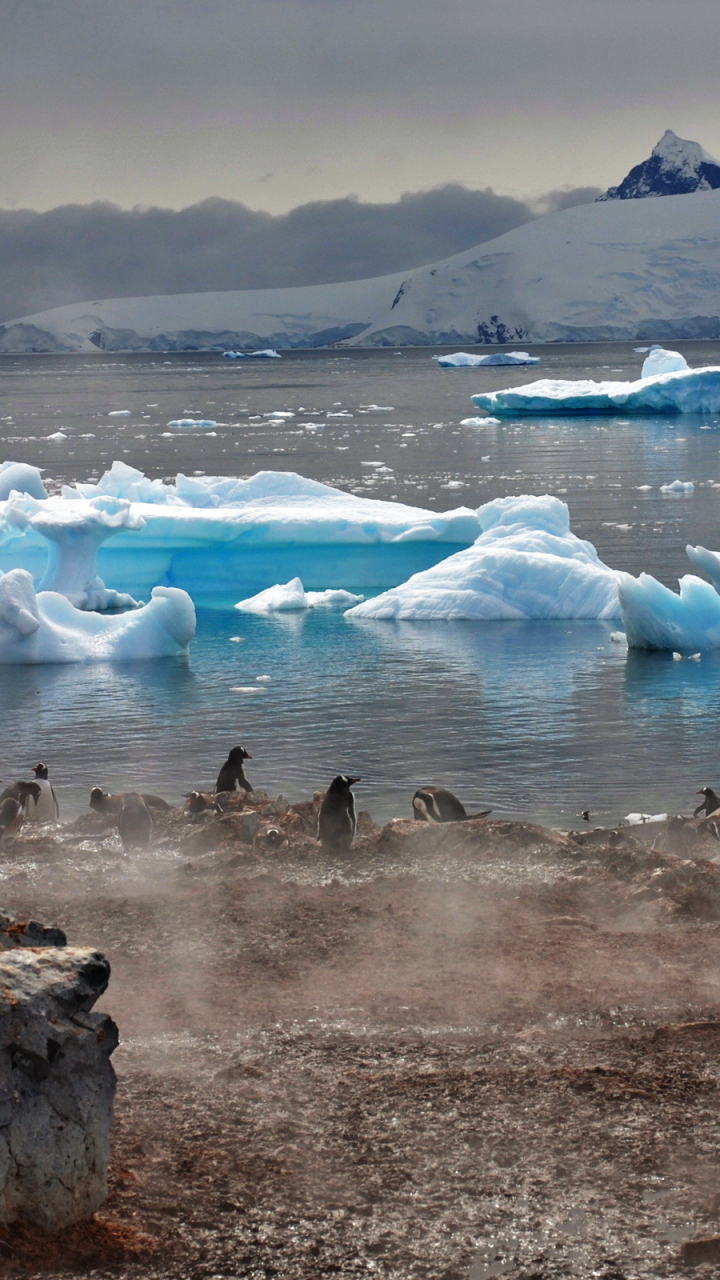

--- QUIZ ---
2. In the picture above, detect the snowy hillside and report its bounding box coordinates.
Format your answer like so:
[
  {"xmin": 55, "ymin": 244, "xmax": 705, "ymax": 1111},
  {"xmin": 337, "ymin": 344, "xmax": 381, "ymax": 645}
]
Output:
[
  {"xmin": 4, "ymin": 187, "xmax": 720, "ymax": 349},
  {"xmin": 598, "ymin": 130, "xmax": 720, "ymax": 201}
]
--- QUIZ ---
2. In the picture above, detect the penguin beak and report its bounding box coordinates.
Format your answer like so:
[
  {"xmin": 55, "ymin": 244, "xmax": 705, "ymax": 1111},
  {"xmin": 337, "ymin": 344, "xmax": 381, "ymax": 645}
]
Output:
[
  {"xmin": 246, "ymin": 753, "xmax": 253, "ymax": 759},
  {"xmin": 349, "ymin": 777, "xmax": 360, "ymax": 785}
]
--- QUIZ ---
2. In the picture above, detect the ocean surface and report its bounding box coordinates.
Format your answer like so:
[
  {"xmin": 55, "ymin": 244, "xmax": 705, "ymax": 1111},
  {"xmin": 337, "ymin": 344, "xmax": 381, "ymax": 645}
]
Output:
[{"xmin": 2, "ymin": 341, "xmax": 720, "ymax": 829}]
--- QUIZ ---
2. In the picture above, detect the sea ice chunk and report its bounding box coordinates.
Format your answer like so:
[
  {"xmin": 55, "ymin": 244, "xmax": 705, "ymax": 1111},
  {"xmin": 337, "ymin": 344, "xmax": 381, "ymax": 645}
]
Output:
[
  {"xmin": 0, "ymin": 463, "xmax": 47, "ymax": 501},
  {"xmin": 660, "ymin": 479, "xmax": 694, "ymax": 493},
  {"xmin": 222, "ymin": 349, "xmax": 280, "ymax": 359},
  {"xmin": 4, "ymin": 494, "xmax": 144, "ymax": 609},
  {"xmin": 167, "ymin": 419, "xmax": 217, "ymax": 429},
  {"xmin": 0, "ymin": 570, "xmax": 195, "ymax": 664},
  {"xmin": 640, "ymin": 346, "xmax": 689, "ymax": 377},
  {"xmin": 346, "ymin": 494, "xmax": 620, "ymax": 620},
  {"xmin": 618, "ymin": 567, "xmax": 720, "ymax": 653},
  {"xmin": 235, "ymin": 576, "xmax": 363, "ymax": 613},
  {"xmin": 471, "ymin": 367, "xmax": 720, "ymax": 416},
  {"xmin": 434, "ymin": 351, "xmax": 541, "ymax": 367}
]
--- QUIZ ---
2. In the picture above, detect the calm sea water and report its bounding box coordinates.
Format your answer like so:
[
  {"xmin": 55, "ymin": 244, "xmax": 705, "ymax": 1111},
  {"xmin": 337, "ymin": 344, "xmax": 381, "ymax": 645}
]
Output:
[{"xmin": 2, "ymin": 342, "xmax": 720, "ymax": 828}]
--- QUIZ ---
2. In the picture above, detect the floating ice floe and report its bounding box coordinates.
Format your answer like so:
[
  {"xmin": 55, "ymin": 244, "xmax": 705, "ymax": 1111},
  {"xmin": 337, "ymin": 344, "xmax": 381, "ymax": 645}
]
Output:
[
  {"xmin": 345, "ymin": 495, "xmax": 621, "ymax": 621},
  {"xmin": 167, "ymin": 419, "xmax": 217, "ymax": 429},
  {"xmin": 1, "ymin": 462, "xmax": 481, "ymax": 599},
  {"xmin": 471, "ymin": 366, "xmax": 720, "ymax": 416},
  {"xmin": 2, "ymin": 494, "xmax": 143, "ymax": 610},
  {"xmin": 460, "ymin": 416, "xmax": 501, "ymax": 426},
  {"xmin": 660, "ymin": 479, "xmax": 694, "ymax": 493},
  {"xmin": 434, "ymin": 351, "xmax": 541, "ymax": 368},
  {"xmin": 0, "ymin": 463, "xmax": 47, "ymax": 502},
  {"xmin": 0, "ymin": 570, "xmax": 195, "ymax": 664},
  {"xmin": 640, "ymin": 346, "xmax": 689, "ymax": 378},
  {"xmin": 618, "ymin": 544, "xmax": 720, "ymax": 652},
  {"xmin": 222, "ymin": 349, "xmax": 281, "ymax": 359},
  {"xmin": 235, "ymin": 576, "xmax": 363, "ymax": 613}
]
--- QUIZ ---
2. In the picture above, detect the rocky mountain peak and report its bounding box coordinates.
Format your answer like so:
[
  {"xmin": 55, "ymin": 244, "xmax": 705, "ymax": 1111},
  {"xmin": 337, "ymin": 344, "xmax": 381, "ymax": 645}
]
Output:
[{"xmin": 598, "ymin": 129, "xmax": 720, "ymax": 200}]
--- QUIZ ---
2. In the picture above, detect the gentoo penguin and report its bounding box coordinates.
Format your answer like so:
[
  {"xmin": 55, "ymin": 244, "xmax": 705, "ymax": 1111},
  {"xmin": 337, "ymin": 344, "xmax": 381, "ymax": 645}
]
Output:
[
  {"xmin": 0, "ymin": 798, "xmax": 24, "ymax": 840},
  {"xmin": 25, "ymin": 764, "xmax": 59, "ymax": 823},
  {"xmin": 90, "ymin": 787, "xmax": 172, "ymax": 817},
  {"xmin": 412, "ymin": 786, "xmax": 492, "ymax": 824},
  {"xmin": 694, "ymin": 787, "xmax": 720, "ymax": 818},
  {"xmin": 0, "ymin": 780, "xmax": 41, "ymax": 815},
  {"xmin": 215, "ymin": 746, "xmax": 253, "ymax": 795},
  {"xmin": 118, "ymin": 794, "xmax": 154, "ymax": 849},
  {"xmin": 317, "ymin": 775, "xmax": 359, "ymax": 853}
]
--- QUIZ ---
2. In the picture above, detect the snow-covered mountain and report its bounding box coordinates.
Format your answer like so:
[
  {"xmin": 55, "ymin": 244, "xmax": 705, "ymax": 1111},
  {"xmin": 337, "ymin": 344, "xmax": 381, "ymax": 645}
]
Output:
[
  {"xmin": 4, "ymin": 187, "xmax": 720, "ymax": 349},
  {"xmin": 598, "ymin": 130, "xmax": 720, "ymax": 200}
]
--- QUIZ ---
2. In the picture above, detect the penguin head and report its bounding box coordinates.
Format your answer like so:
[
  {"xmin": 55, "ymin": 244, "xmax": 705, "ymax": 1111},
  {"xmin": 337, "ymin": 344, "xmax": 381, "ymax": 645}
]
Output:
[
  {"xmin": 330, "ymin": 775, "xmax": 359, "ymax": 792},
  {"xmin": 228, "ymin": 746, "xmax": 252, "ymax": 763},
  {"xmin": 31, "ymin": 762, "xmax": 48, "ymax": 779},
  {"xmin": 90, "ymin": 786, "xmax": 108, "ymax": 810}
]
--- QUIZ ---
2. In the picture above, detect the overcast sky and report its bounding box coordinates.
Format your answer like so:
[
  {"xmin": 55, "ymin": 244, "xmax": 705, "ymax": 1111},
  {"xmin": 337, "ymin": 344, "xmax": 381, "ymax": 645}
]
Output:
[{"xmin": 2, "ymin": 0, "xmax": 720, "ymax": 214}]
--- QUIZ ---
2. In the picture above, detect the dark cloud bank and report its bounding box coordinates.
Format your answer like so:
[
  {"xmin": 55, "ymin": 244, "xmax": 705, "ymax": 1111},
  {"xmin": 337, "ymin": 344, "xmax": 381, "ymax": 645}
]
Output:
[{"xmin": 0, "ymin": 184, "xmax": 599, "ymax": 324}]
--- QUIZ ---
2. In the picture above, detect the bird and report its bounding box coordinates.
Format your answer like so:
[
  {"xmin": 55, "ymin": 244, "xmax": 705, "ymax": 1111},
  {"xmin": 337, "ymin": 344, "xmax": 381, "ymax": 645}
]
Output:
[
  {"xmin": 0, "ymin": 798, "xmax": 24, "ymax": 840},
  {"xmin": 16, "ymin": 764, "xmax": 59, "ymax": 823},
  {"xmin": 183, "ymin": 790, "xmax": 217, "ymax": 816},
  {"xmin": 118, "ymin": 794, "xmax": 154, "ymax": 849},
  {"xmin": 215, "ymin": 746, "xmax": 253, "ymax": 794},
  {"xmin": 581, "ymin": 810, "xmax": 591, "ymax": 822},
  {"xmin": 90, "ymin": 787, "xmax": 172, "ymax": 817},
  {"xmin": 317, "ymin": 775, "xmax": 359, "ymax": 853},
  {"xmin": 412, "ymin": 786, "xmax": 492, "ymax": 824},
  {"xmin": 0, "ymin": 780, "xmax": 41, "ymax": 815},
  {"xmin": 694, "ymin": 787, "xmax": 720, "ymax": 818}
]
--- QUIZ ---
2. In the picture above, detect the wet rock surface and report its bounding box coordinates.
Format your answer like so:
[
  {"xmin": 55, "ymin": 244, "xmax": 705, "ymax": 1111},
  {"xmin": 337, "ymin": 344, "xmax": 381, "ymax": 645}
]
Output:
[
  {"xmin": 3, "ymin": 799, "xmax": 720, "ymax": 1274},
  {"xmin": 0, "ymin": 946, "xmax": 116, "ymax": 1233}
]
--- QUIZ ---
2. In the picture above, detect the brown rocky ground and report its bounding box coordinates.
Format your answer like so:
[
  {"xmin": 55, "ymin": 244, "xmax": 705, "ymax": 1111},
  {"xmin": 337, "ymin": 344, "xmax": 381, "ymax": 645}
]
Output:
[{"xmin": 2, "ymin": 796, "xmax": 720, "ymax": 1278}]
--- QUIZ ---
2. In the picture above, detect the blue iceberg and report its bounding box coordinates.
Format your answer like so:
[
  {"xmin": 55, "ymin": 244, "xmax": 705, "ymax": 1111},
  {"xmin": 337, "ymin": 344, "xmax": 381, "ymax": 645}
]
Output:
[
  {"xmin": 434, "ymin": 351, "xmax": 541, "ymax": 368},
  {"xmin": 471, "ymin": 366, "xmax": 720, "ymax": 416}
]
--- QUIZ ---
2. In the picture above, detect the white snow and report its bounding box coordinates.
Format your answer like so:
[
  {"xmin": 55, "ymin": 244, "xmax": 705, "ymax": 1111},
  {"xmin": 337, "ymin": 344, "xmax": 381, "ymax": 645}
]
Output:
[
  {"xmin": 8, "ymin": 188, "xmax": 720, "ymax": 349},
  {"xmin": 434, "ymin": 351, "xmax": 540, "ymax": 367},
  {"xmin": 345, "ymin": 495, "xmax": 620, "ymax": 621},
  {"xmin": 471, "ymin": 367, "xmax": 720, "ymax": 416},
  {"xmin": 641, "ymin": 346, "xmax": 689, "ymax": 377},
  {"xmin": 0, "ymin": 570, "xmax": 195, "ymax": 664},
  {"xmin": 235, "ymin": 576, "xmax": 363, "ymax": 613}
]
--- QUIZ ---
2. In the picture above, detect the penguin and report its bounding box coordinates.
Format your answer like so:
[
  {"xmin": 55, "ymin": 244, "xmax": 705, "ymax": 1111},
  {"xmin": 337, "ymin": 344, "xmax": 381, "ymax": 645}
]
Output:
[
  {"xmin": 90, "ymin": 787, "xmax": 172, "ymax": 817},
  {"xmin": 183, "ymin": 790, "xmax": 217, "ymax": 816},
  {"xmin": 24, "ymin": 765, "xmax": 59, "ymax": 822},
  {"xmin": 215, "ymin": 746, "xmax": 253, "ymax": 795},
  {"xmin": 694, "ymin": 787, "xmax": 720, "ymax": 818},
  {"xmin": 0, "ymin": 798, "xmax": 24, "ymax": 840},
  {"xmin": 118, "ymin": 794, "xmax": 154, "ymax": 850},
  {"xmin": 0, "ymin": 781, "xmax": 41, "ymax": 815},
  {"xmin": 412, "ymin": 786, "xmax": 492, "ymax": 824},
  {"xmin": 317, "ymin": 775, "xmax": 359, "ymax": 853}
]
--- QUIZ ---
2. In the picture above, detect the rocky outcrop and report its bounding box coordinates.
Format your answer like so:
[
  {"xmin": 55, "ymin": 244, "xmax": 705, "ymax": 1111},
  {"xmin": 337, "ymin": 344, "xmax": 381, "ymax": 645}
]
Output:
[{"xmin": 0, "ymin": 946, "xmax": 116, "ymax": 1230}]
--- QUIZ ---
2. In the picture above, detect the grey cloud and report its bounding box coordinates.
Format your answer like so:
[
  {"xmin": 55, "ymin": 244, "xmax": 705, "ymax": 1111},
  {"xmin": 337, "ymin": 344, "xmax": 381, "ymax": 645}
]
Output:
[
  {"xmin": 533, "ymin": 187, "xmax": 603, "ymax": 213},
  {"xmin": 0, "ymin": 183, "xmax": 595, "ymax": 322}
]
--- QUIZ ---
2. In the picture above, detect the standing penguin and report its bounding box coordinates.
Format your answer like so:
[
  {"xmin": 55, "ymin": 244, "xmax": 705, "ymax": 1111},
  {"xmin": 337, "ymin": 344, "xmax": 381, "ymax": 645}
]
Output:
[
  {"xmin": 118, "ymin": 794, "xmax": 154, "ymax": 849},
  {"xmin": 0, "ymin": 781, "xmax": 41, "ymax": 815},
  {"xmin": 412, "ymin": 786, "xmax": 491, "ymax": 823},
  {"xmin": 694, "ymin": 787, "xmax": 720, "ymax": 818},
  {"xmin": 0, "ymin": 798, "xmax": 24, "ymax": 840},
  {"xmin": 215, "ymin": 746, "xmax": 253, "ymax": 794},
  {"xmin": 318, "ymin": 775, "xmax": 359, "ymax": 853},
  {"xmin": 26, "ymin": 764, "xmax": 60, "ymax": 822}
]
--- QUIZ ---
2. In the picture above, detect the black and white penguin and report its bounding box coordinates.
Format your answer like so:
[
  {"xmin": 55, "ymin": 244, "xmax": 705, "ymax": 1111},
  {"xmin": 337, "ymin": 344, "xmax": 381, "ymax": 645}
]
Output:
[
  {"xmin": 412, "ymin": 786, "xmax": 492, "ymax": 824},
  {"xmin": 215, "ymin": 746, "xmax": 253, "ymax": 795},
  {"xmin": 26, "ymin": 764, "xmax": 59, "ymax": 822},
  {"xmin": 694, "ymin": 787, "xmax": 720, "ymax": 818},
  {"xmin": 0, "ymin": 780, "xmax": 41, "ymax": 815},
  {"xmin": 118, "ymin": 794, "xmax": 154, "ymax": 849},
  {"xmin": 0, "ymin": 798, "xmax": 24, "ymax": 839},
  {"xmin": 317, "ymin": 775, "xmax": 359, "ymax": 853},
  {"xmin": 90, "ymin": 787, "xmax": 172, "ymax": 817}
]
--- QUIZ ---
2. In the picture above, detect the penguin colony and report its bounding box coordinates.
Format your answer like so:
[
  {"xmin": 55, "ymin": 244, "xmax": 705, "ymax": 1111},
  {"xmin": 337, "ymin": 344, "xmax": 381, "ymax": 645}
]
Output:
[
  {"xmin": 0, "ymin": 744, "xmax": 494, "ymax": 854},
  {"xmin": 6, "ymin": 746, "xmax": 719, "ymax": 856}
]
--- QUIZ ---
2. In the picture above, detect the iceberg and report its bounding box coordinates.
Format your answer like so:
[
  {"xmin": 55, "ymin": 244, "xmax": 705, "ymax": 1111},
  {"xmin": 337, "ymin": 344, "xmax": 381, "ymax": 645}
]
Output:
[
  {"xmin": 0, "ymin": 570, "xmax": 195, "ymax": 664},
  {"xmin": 0, "ymin": 463, "xmax": 47, "ymax": 501},
  {"xmin": 640, "ymin": 346, "xmax": 689, "ymax": 377},
  {"xmin": 3, "ymin": 494, "xmax": 144, "ymax": 610},
  {"xmin": 345, "ymin": 495, "xmax": 620, "ymax": 621},
  {"xmin": 434, "ymin": 351, "xmax": 540, "ymax": 367},
  {"xmin": 167, "ymin": 419, "xmax": 217, "ymax": 430},
  {"xmin": 222, "ymin": 349, "xmax": 281, "ymax": 359},
  {"xmin": 0, "ymin": 463, "xmax": 482, "ymax": 600},
  {"xmin": 660, "ymin": 479, "xmax": 694, "ymax": 493},
  {"xmin": 235, "ymin": 577, "xmax": 363, "ymax": 614},
  {"xmin": 618, "ymin": 542, "xmax": 720, "ymax": 653},
  {"xmin": 471, "ymin": 366, "xmax": 720, "ymax": 416}
]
